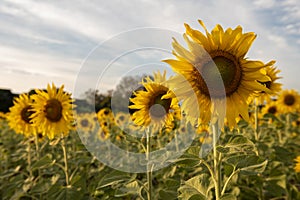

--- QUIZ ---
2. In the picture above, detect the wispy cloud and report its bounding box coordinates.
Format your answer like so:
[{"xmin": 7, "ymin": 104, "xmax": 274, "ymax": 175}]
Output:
[{"xmin": 0, "ymin": 0, "xmax": 299, "ymax": 97}]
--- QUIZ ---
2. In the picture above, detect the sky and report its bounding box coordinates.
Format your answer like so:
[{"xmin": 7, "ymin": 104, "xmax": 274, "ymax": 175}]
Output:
[{"xmin": 0, "ymin": 0, "xmax": 299, "ymax": 98}]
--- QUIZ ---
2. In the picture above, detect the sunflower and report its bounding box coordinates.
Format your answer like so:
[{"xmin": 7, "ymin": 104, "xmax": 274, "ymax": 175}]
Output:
[
  {"xmin": 115, "ymin": 112, "xmax": 129, "ymax": 127},
  {"xmin": 0, "ymin": 112, "xmax": 6, "ymax": 120},
  {"xmin": 163, "ymin": 20, "xmax": 272, "ymax": 128},
  {"xmin": 294, "ymin": 156, "xmax": 300, "ymax": 173},
  {"xmin": 97, "ymin": 108, "xmax": 113, "ymax": 120},
  {"xmin": 97, "ymin": 128, "xmax": 110, "ymax": 141},
  {"xmin": 277, "ymin": 89, "xmax": 300, "ymax": 113},
  {"xmin": 77, "ymin": 113, "xmax": 96, "ymax": 133},
  {"xmin": 6, "ymin": 93, "xmax": 37, "ymax": 136},
  {"xmin": 129, "ymin": 71, "xmax": 181, "ymax": 132},
  {"xmin": 30, "ymin": 83, "xmax": 74, "ymax": 139},
  {"xmin": 256, "ymin": 65, "xmax": 282, "ymax": 104},
  {"xmin": 261, "ymin": 101, "xmax": 280, "ymax": 116}
]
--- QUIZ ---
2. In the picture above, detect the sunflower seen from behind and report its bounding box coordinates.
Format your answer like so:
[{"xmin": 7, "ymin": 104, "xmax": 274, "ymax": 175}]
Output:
[
  {"xmin": 30, "ymin": 83, "xmax": 74, "ymax": 140},
  {"xmin": 7, "ymin": 93, "xmax": 36, "ymax": 137},
  {"xmin": 129, "ymin": 71, "xmax": 181, "ymax": 132},
  {"xmin": 164, "ymin": 20, "xmax": 272, "ymax": 128}
]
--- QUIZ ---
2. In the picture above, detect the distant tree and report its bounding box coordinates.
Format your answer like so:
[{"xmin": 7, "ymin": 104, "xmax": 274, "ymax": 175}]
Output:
[
  {"xmin": 83, "ymin": 89, "xmax": 112, "ymax": 112},
  {"xmin": 0, "ymin": 89, "xmax": 17, "ymax": 113},
  {"xmin": 111, "ymin": 74, "xmax": 149, "ymax": 112}
]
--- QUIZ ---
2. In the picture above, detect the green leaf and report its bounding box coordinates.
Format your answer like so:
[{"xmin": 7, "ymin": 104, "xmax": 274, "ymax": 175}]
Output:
[
  {"xmin": 273, "ymin": 146, "xmax": 294, "ymax": 162},
  {"xmin": 221, "ymin": 193, "xmax": 237, "ymax": 200},
  {"xmin": 225, "ymin": 155, "xmax": 268, "ymax": 175},
  {"xmin": 225, "ymin": 154, "xmax": 249, "ymax": 167},
  {"xmin": 178, "ymin": 174, "xmax": 213, "ymax": 200},
  {"xmin": 55, "ymin": 186, "xmax": 83, "ymax": 200},
  {"xmin": 159, "ymin": 189, "xmax": 178, "ymax": 200},
  {"xmin": 217, "ymin": 146, "xmax": 230, "ymax": 154},
  {"xmin": 97, "ymin": 170, "xmax": 134, "ymax": 189},
  {"xmin": 240, "ymin": 160, "xmax": 268, "ymax": 175},
  {"xmin": 158, "ymin": 179, "xmax": 180, "ymax": 200},
  {"xmin": 174, "ymin": 153, "xmax": 201, "ymax": 168},
  {"xmin": 225, "ymin": 135, "xmax": 254, "ymax": 149},
  {"xmin": 31, "ymin": 154, "xmax": 55, "ymax": 171},
  {"xmin": 114, "ymin": 180, "xmax": 140, "ymax": 197}
]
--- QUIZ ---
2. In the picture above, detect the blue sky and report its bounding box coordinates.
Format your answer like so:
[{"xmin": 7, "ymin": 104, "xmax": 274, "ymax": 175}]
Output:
[{"xmin": 0, "ymin": 0, "xmax": 299, "ymax": 98}]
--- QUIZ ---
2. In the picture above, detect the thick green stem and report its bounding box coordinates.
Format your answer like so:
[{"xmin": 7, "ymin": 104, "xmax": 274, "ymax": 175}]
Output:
[
  {"xmin": 212, "ymin": 122, "xmax": 221, "ymax": 200},
  {"xmin": 146, "ymin": 128, "xmax": 152, "ymax": 200},
  {"xmin": 61, "ymin": 137, "xmax": 70, "ymax": 186}
]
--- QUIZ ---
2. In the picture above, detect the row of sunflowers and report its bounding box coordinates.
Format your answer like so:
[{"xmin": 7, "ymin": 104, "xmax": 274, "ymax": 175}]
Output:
[{"xmin": 1, "ymin": 20, "xmax": 300, "ymax": 199}]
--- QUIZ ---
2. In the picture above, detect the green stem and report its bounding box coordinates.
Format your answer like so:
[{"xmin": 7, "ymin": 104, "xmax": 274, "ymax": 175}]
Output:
[
  {"xmin": 174, "ymin": 131, "xmax": 179, "ymax": 152},
  {"xmin": 34, "ymin": 134, "xmax": 40, "ymax": 160},
  {"xmin": 212, "ymin": 122, "xmax": 221, "ymax": 200},
  {"xmin": 27, "ymin": 139, "xmax": 33, "ymax": 178},
  {"xmin": 61, "ymin": 137, "xmax": 70, "ymax": 186},
  {"xmin": 285, "ymin": 113, "xmax": 290, "ymax": 135},
  {"xmin": 146, "ymin": 128, "xmax": 152, "ymax": 200},
  {"xmin": 202, "ymin": 160, "xmax": 218, "ymax": 190},
  {"xmin": 221, "ymin": 168, "xmax": 240, "ymax": 196},
  {"xmin": 254, "ymin": 102, "xmax": 259, "ymax": 141}
]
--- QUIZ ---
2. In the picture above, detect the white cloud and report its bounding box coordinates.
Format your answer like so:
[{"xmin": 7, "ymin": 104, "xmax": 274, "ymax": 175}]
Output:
[{"xmin": 0, "ymin": 0, "xmax": 299, "ymax": 96}]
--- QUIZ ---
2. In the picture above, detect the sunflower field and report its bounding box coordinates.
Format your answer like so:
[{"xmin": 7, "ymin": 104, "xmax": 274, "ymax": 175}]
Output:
[{"xmin": 1, "ymin": 20, "xmax": 300, "ymax": 200}]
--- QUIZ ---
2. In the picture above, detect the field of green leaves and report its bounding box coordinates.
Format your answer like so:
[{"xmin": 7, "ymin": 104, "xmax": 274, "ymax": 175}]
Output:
[{"xmin": 1, "ymin": 106, "xmax": 300, "ymax": 199}]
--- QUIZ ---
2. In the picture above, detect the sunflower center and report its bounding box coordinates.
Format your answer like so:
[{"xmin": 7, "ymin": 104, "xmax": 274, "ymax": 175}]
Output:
[
  {"xmin": 38, "ymin": 133, "xmax": 43, "ymax": 139},
  {"xmin": 119, "ymin": 115, "xmax": 125, "ymax": 121},
  {"xmin": 194, "ymin": 51, "xmax": 241, "ymax": 98},
  {"xmin": 284, "ymin": 94, "xmax": 295, "ymax": 106},
  {"xmin": 104, "ymin": 110, "xmax": 109, "ymax": 115},
  {"xmin": 149, "ymin": 93, "xmax": 172, "ymax": 119},
  {"xmin": 268, "ymin": 106, "xmax": 277, "ymax": 114},
  {"xmin": 80, "ymin": 119, "xmax": 89, "ymax": 127},
  {"xmin": 21, "ymin": 106, "xmax": 34, "ymax": 124},
  {"xmin": 45, "ymin": 99, "xmax": 63, "ymax": 122}
]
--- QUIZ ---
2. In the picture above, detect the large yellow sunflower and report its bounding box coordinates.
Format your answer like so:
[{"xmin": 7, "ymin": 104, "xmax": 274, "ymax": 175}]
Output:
[
  {"xmin": 277, "ymin": 89, "xmax": 300, "ymax": 113},
  {"xmin": 30, "ymin": 83, "xmax": 74, "ymax": 139},
  {"xmin": 7, "ymin": 93, "xmax": 37, "ymax": 137},
  {"xmin": 129, "ymin": 71, "xmax": 181, "ymax": 132},
  {"xmin": 256, "ymin": 64, "xmax": 282, "ymax": 104},
  {"xmin": 164, "ymin": 20, "xmax": 272, "ymax": 128}
]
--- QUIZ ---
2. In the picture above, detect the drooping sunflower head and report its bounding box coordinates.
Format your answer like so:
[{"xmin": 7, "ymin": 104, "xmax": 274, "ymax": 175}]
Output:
[
  {"xmin": 277, "ymin": 89, "xmax": 300, "ymax": 113},
  {"xmin": 256, "ymin": 64, "xmax": 282, "ymax": 104},
  {"xmin": 30, "ymin": 83, "xmax": 74, "ymax": 139},
  {"xmin": 129, "ymin": 71, "xmax": 181, "ymax": 132},
  {"xmin": 7, "ymin": 93, "xmax": 37, "ymax": 136},
  {"xmin": 164, "ymin": 20, "xmax": 272, "ymax": 128}
]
